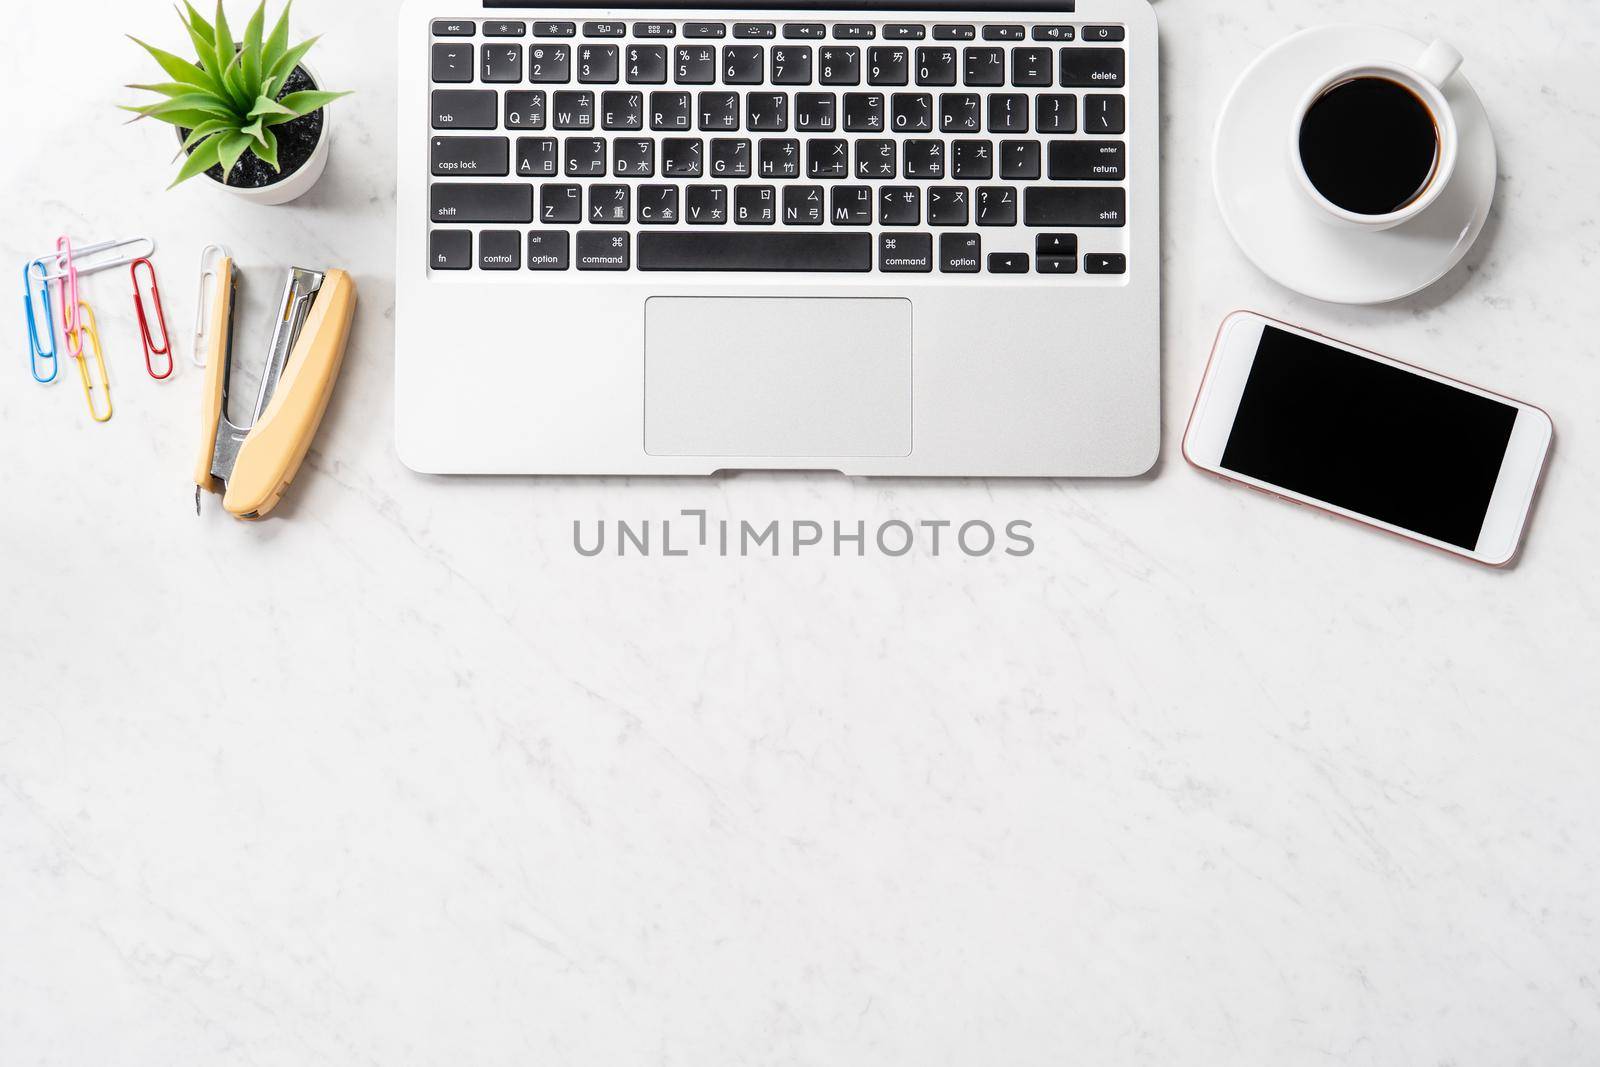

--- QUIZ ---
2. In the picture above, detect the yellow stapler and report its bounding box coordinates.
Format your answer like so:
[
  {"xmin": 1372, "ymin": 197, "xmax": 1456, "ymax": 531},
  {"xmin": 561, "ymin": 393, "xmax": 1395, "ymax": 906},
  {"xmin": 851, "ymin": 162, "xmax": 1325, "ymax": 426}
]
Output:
[{"xmin": 193, "ymin": 259, "xmax": 357, "ymax": 520}]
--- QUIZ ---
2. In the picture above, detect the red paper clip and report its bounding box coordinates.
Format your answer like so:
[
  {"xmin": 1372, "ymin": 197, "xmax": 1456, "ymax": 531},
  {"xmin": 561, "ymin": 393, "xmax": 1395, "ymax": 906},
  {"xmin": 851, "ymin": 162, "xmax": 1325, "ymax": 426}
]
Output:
[{"xmin": 131, "ymin": 257, "xmax": 174, "ymax": 380}]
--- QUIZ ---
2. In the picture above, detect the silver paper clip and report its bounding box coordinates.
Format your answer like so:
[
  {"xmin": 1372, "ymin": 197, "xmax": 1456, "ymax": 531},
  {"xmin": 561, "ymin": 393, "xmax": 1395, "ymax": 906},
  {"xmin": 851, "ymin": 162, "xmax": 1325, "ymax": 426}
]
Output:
[
  {"xmin": 38, "ymin": 237, "xmax": 156, "ymax": 282},
  {"xmin": 190, "ymin": 244, "xmax": 229, "ymax": 368}
]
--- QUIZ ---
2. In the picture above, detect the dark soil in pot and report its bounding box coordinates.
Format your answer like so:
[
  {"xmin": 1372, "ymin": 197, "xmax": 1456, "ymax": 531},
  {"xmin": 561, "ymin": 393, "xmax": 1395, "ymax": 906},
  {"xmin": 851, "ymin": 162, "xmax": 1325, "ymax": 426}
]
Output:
[{"xmin": 176, "ymin": 65, "xmax": 324, "ymax": 189}]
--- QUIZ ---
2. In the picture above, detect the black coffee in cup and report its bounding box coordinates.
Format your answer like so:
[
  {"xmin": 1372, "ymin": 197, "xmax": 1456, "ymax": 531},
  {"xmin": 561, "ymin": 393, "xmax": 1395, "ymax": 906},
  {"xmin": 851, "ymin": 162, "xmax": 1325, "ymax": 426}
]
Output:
[{"xmin": 1298, "ymin": 76, "xmax": 1440, "ymax": 216}]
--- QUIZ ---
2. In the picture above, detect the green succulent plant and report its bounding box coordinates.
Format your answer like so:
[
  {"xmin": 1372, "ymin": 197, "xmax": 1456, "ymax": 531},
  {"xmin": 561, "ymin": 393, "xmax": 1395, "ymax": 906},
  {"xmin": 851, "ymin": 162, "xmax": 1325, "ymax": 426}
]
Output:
[{"xmin": 125, "ymin": 1, "xmax": 350, "ymax": 187}]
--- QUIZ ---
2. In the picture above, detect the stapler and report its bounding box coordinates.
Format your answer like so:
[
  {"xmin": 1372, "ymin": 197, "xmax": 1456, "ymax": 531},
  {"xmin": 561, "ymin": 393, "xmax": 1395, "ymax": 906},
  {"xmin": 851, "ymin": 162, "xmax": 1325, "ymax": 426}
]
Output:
[{"xmin": 194, "ymin": 259, "xmax": 357, "ymax": 519}]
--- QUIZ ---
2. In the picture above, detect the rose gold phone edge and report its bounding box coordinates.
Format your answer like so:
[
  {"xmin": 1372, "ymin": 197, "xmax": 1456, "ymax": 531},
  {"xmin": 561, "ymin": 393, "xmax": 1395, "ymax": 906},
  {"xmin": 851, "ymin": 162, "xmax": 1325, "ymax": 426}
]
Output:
[{"xmin": 1182, "ymin": 310, "xmax": 1555, "ymax": 568}]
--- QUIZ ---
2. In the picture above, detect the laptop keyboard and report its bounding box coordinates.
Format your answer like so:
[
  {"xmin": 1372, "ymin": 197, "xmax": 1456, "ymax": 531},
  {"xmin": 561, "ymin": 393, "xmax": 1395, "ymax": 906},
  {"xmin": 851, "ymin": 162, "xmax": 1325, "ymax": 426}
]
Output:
[{"xmin": 425, "ymin": 16, "xmax": 1133, "ymax": 276}]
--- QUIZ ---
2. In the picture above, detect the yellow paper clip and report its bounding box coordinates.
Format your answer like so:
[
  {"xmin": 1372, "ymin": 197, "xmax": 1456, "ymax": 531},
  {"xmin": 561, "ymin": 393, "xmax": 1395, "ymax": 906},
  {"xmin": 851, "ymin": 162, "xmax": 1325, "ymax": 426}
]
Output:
[{"xmin": 68, "ymin": 300, "xmax": 113, "ymax": 423}]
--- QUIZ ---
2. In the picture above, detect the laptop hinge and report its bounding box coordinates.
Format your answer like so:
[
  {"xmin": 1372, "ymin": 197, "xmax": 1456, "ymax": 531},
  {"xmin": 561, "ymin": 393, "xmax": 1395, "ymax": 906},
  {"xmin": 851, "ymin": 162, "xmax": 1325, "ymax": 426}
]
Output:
[{"xmin": 482, "ymin": 1, "xmax": 1074, "ymax": 10}]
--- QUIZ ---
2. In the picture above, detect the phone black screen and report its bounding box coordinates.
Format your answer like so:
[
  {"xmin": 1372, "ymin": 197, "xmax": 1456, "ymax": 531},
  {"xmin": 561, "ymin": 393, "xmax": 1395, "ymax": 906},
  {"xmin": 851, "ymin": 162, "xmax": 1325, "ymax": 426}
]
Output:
[{"xmin": 1221, "ymin": 327, "xmax": 1517, "ymax": 550}]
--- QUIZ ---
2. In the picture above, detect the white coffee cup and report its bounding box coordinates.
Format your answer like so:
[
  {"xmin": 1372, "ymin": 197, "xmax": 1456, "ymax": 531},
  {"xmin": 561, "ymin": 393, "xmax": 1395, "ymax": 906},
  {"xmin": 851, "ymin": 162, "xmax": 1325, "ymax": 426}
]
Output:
[{"xmin": 1290, "ymin": 39, "xmax": 1464, "ymax": 231}]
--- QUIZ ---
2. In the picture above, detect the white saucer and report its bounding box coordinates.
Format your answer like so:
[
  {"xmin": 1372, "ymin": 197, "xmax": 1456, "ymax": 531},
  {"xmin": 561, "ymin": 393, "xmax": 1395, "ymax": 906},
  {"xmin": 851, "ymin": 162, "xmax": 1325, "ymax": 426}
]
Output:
[{"xmin": 1213, "ymin": 24, "xmax": 1498, "ymax": 305}]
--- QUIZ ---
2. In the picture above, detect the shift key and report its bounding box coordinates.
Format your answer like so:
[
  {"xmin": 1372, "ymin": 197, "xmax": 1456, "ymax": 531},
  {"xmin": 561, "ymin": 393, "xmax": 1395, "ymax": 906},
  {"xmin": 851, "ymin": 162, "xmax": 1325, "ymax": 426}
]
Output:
[
  {"xmin": 429, "ymin": 183, "xmax": 534, "ymax": 223},
  {"xmin": 1023, "ymin": 187, "xmax": 1126, "ymax": 227}
]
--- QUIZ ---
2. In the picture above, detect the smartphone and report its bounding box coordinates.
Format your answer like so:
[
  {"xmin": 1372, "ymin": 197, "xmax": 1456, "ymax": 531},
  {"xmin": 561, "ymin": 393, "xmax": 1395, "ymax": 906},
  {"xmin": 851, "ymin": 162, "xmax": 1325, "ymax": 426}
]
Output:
[{"xmin": 1183, "ymin": 312, "xmax": 1553, "ymax": 566}]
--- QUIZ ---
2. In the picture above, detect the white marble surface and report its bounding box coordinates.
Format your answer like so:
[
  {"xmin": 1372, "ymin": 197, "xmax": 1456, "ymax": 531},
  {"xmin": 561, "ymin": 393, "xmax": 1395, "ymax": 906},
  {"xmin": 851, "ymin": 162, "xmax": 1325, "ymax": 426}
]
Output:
[{"xmin": 3, "ymin": 1, "xmax": 1599, "ymax": 1063}]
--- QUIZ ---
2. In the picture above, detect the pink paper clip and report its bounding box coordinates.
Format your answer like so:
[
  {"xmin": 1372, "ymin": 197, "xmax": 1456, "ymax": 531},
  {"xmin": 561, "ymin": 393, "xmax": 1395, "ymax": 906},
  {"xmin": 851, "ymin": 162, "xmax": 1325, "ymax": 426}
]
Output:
[
  {"xmin": 56, "ymin": 235, "xmax": 83, "ymax": 359},
  {"xmin": 131, "ymin": 257, "xmax": 174, "ymax": 380}
]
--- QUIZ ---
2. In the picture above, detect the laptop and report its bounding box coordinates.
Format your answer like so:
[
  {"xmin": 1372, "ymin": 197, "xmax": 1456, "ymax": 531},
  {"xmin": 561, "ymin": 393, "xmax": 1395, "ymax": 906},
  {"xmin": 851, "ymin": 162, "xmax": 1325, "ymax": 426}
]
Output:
[{"xmin": 395, "ymin": 0, "xmax": 1159, "ymax": 476}]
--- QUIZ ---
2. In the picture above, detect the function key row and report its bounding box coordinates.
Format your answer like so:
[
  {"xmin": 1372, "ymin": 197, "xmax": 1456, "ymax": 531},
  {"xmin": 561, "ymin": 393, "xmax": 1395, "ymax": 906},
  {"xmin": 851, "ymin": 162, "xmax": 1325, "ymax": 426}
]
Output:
[{"xmin": 432, "ymin": 21, "xmax": 1125, "ymax": 44}]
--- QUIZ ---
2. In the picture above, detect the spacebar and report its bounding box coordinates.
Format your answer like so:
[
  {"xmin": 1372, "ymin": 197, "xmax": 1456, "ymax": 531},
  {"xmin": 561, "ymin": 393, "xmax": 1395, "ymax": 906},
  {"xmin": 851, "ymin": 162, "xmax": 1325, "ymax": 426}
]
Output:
[{"xmin": 638, "ymin": 233, "xmax": 873, "ymax": 272}]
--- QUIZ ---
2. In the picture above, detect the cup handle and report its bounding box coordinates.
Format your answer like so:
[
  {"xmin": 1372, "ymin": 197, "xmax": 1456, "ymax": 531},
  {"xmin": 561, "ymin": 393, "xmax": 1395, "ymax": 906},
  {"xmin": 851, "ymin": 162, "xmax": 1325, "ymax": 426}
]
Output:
[{"xmin": 1414, "ymin": 40, "xmax": 1463, "ymax": 88}]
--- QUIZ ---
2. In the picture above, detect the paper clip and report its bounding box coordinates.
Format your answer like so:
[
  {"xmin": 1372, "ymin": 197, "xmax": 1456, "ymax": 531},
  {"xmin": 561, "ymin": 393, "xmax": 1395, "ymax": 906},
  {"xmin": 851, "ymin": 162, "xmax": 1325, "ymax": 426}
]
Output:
[
  {"xmin": 131, "ymin": 257, "xmax": 174, "ymax": 380},
  {"xmin": 23, "ymin": 259, "xmax": 59, "ymax": 384},
  {"xmin": 39, "ymin": 236, "xmax": 156, "ymax": 282},
  {"xmin": 57, "ymin": 236, "xmax": 83, "ymax": 360},
  {"xmin": 191, "ymin": 244, "xmax": 229, "ymax": 368},
  {"xmin": 69, "ymin": 300, "xmax": 113, "ymax": 424}
]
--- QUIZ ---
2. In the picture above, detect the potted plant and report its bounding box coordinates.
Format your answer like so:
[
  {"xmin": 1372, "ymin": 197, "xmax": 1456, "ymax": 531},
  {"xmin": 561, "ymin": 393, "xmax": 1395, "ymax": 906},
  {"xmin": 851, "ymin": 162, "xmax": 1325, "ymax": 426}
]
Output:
[{"xmin": 126, "ymin": 1, "xmax": 349, "ymax": 205}]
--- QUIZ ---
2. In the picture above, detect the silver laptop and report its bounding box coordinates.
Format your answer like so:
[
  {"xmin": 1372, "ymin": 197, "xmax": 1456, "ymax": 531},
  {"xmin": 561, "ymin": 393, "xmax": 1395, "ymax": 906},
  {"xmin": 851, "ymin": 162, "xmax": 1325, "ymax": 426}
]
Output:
[{"xmin": 395, "ymin": 0, "xmax": 1159, "ymax": 476}]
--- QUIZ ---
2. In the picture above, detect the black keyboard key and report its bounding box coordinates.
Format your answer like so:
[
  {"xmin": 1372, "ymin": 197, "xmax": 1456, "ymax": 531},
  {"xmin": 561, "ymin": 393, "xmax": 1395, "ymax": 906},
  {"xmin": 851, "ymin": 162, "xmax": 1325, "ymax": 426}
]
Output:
[
  {"xmin": 933, "ymin": 25, "xmax": 976, "ymax": 41},
  {"xmin": 819, "ymin": 46, "xmax": 861, "ymax": 85},
  {"xmin": 589, "ymin": 184, "xmax": 631, "ymax": 224},
  {"xmin": 1033, "ymin": 25, "xmax": 1075, "ymax": 42},
  {"xmin": 891, "ymin": 93, "xmax": 933, "ymax": 132},
  {"xmin": 758, "ymin": 138, "xmax": 800, "ymax": 178},
  {"xmin": 612, "ymin": 137, "xmax": 655, "ymax": 176},
  {"xmin": 676, "ymin": 45, "xmax": 718, "ymax": 84},
  {"xmin": 783, "ymin": 184, "xmax": 825, "ymax": 225},
  {"xmin": 964, "ymin": 48, "xmax": 1005, "ymax": 87},
  {"xmin": 634, "ymin": 22, "xmax": 676, "ymax": 39},
  {"xmin": 885, "ymin": 25, "xmax": 926, "ymax": 41},
  {"xmin": 481, "ymin": 44, "xmax": 523, "ymax": 83},
  {"xmin": 534, "ymin": 21, "xmax": 576, "ymax": 38},
  {"xmin": 831, "ymin": 185, "xmax": 873, "ymax": 225},
  {"xmin": 1086, "ymin": 252, "xmax": 1127, "ymax": 274},
  {"xmin": 432, "ymin": 20, "xmax": 473, "ymax": 37},
  {"xmin": 988, "ymin": 93, "xmax": 1029, "ymax": 132},
  {"xmin": 685, "ymin": 184, "xmax": 729, "ymax": 224},
  {"xmin": 952, "ymin": 139, "xmax": 992, "ymax": 179},
  {"xmin": 982, "ymin": 25, "xmax": 1025, "ymax": 41},
  {"xmin": 807, "ymin": 139, "xmax": 850, "ymax": 178},
  {"xmin": 904, "ymin": 139, "xmax": 944, "ymax": 179},
  {"xmin": 1037, "ymin": 253, "xmax": 1078, "ymax": 275},
  {"xmin": 697, "ymin": 92, "xmax": 739, "ymax": 131},
  {"xmin": 515, "ymin": 136, "xmax": 559, "ymax": 177},
  {"xmin": 1061, "ymin": 48, "xmax": 1126, "ymax": 88},
  {"xmin": 432, "ymin": 89, "xmax": 497, "ymax": 130},
  {"xmin": 940, "ymin": 93, "xmax": 982, "ymax": 133},
  {"xmin": 795, "ymin": 93, "xmax": 837, "ymax": 132},
  {"xmin": 577, "ymin": 44, "xmax": 620, "ymax": 83},
  {"xmin": 484, "ymin": 20, "xmax": 526, "ymax": 38},
  {"xmin": 1023, "ymin": 187, "xmax": 1127, "ymax": 226},
  {"xmin": 431, "ymin": 43, "xmax": 473, "ymax": 83},
  {"xmin": 600, "ymin": 90, "xmax": 643, "ymax": 130},
  {"xmin": 988, "ymin": 252, "xmax": 1028, "ymax": 274},
  {"xmin": 430, "ymin": 135, "xmax": 508, "ymax": 176},
  {"xmin": 1037, "ymin": 94, "xmax": 1078, "ymax": 133},
  {"xmin": 506, "ymin": 90, "xmax": 548, "ymax": 129},
  {"xmin": 650, "ymin": 91, "xmax": 693, "ymax": 130},
  {"xmin": 868, "ymin": 47, "xmax": 909, "ymax": 86},
  {"xmin": 429, "ymin": 183, "xmax": 533, "ymax": 224},
  {"xmin": 844, "ymin": 92, "xmax": 886, "ymax": 132},
  {"xmin": 685, "ymin": 23, "xmax": 727, "ymax": 39},
  {"xmin": 1013, "ymin": 48, "xmax": 1053, "ymax": 87},
  {"xmin": 772, "ymin": 46, "xmax": 813, "ymax": 85},
  {"xmin": 564, "ymin": 136, "xmax": 607, "ymax": 176},
  {"xmin": 638, "ymin": 185, "xmax": 680, "ymax": 224},
  {"xmin": 1049, "ymin": 139, "xmax": 1125, "ymax": 180},
  {"xmin": 927, "ymin": 186, "xmax": 969, "ymax": 226},
  {"xmin": 1085, "ymin": 94, "xmax": 1126, "ymax": 134},
  {"xmin": 723, "ymin": 45, "xmax": 764, "ymax": 84},
  {"xmin": 785, "ymin": 23, "xmax": 826, "ymax": 40},
  {"xmin": 662, "ymin": 137, "xmax": 704, "ymax": 176},
  {"xmin": 585, "ymin": 21, "xmax": 626, "ymax": 38},
  {"xmin": 529, "ymin": 45, "xmax": 572, "ymax": 83},
  {"xmin": 429, "ymin": 230, "xmax": 471, "ymax": 270},
  {"xmin": 879, "ymin": 186, "xmax": 920, "ymax": 226},
  {"xmin": 1037, "ymin": 233, "xmax": 1077, "ymax": 257},
  {"xmin": 879, "ymin": 233, "xmax": 933, "ymax": 272},
  {"xmin": 735, "ymin": 185, "xmax": 777, "ymax": 224},
  {"xmin": 1000, "ymin": 140, "xmax": 1041, "ymax": 180},
  {"xmin": 479, "ymin": 229, "xmax": 521, "ymax": 270},
  {"xmin": 527, "ymin": 230, "xmax": 571, "ymax": 271},
  {"xmin": 1082, "ymin": 25, "xmax": 1126, "ymax": 43},
  {"xmin": 638, "ymin": 232, "xmax": 870, "ymax": 271},
  {"xmin": 747, "ymin": 93, "xmax": 789, "ymax": 132},
  {"xmin": 976, "ymin": 186, "xmax": 1017, "ymax": 226},
  {"xmin": 940, "ymin": 233, "xmax": 981, "ymax": 273},
  {"xmin": 733, "ymin": 23, "xmax": 776, "ymax": 39},
  {"xmin": 540, "ymin": 183, "xmax": 583, "ymax": 223},
  {"xmin": 576, "ymin": 231, "xmax": 630, "ymax": 270},
  {"xmin": 710, "ymin": 138, "xmax": 752, "ymax": 177},
  {"xmin": 856, "ymin": 139, "xmax": 896, "ymax": 178},
  {"xmin": 833, "ymin": 24, "xmax": 875, "ymax": 40},
  {"xmin": 627, "ymin": 44, "xmax": 669, "ymax": 84},
  {"xmin": 915, "ymin": 47, "xmax": 958, "ymax": 86},
  {"xmin": 553, "ymin": 91, "xmax": 598, "ymax": 129}
]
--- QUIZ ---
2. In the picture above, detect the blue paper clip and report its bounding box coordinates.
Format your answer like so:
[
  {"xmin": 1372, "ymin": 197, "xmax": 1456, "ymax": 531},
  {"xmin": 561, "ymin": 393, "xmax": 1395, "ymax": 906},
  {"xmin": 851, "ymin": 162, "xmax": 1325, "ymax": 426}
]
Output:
[{"xmin": 23, "ymin": 258, "xmax": 58, "ymax": 384}]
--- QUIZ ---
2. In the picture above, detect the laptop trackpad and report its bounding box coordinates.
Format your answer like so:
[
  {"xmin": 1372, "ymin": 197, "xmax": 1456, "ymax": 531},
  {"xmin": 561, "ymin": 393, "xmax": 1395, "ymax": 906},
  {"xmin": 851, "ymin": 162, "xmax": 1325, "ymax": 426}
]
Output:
[{"xmin": 645, "ymin": 297, "xmax": 912, "ymax": 458}]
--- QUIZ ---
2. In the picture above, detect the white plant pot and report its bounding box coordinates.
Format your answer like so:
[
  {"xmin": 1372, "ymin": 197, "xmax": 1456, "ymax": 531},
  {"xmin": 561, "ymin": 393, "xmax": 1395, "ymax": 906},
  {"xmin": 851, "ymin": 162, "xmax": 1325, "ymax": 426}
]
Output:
[{"xmin": 191, "ymin": 61, "xmax": 333, "ymax": 206}]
